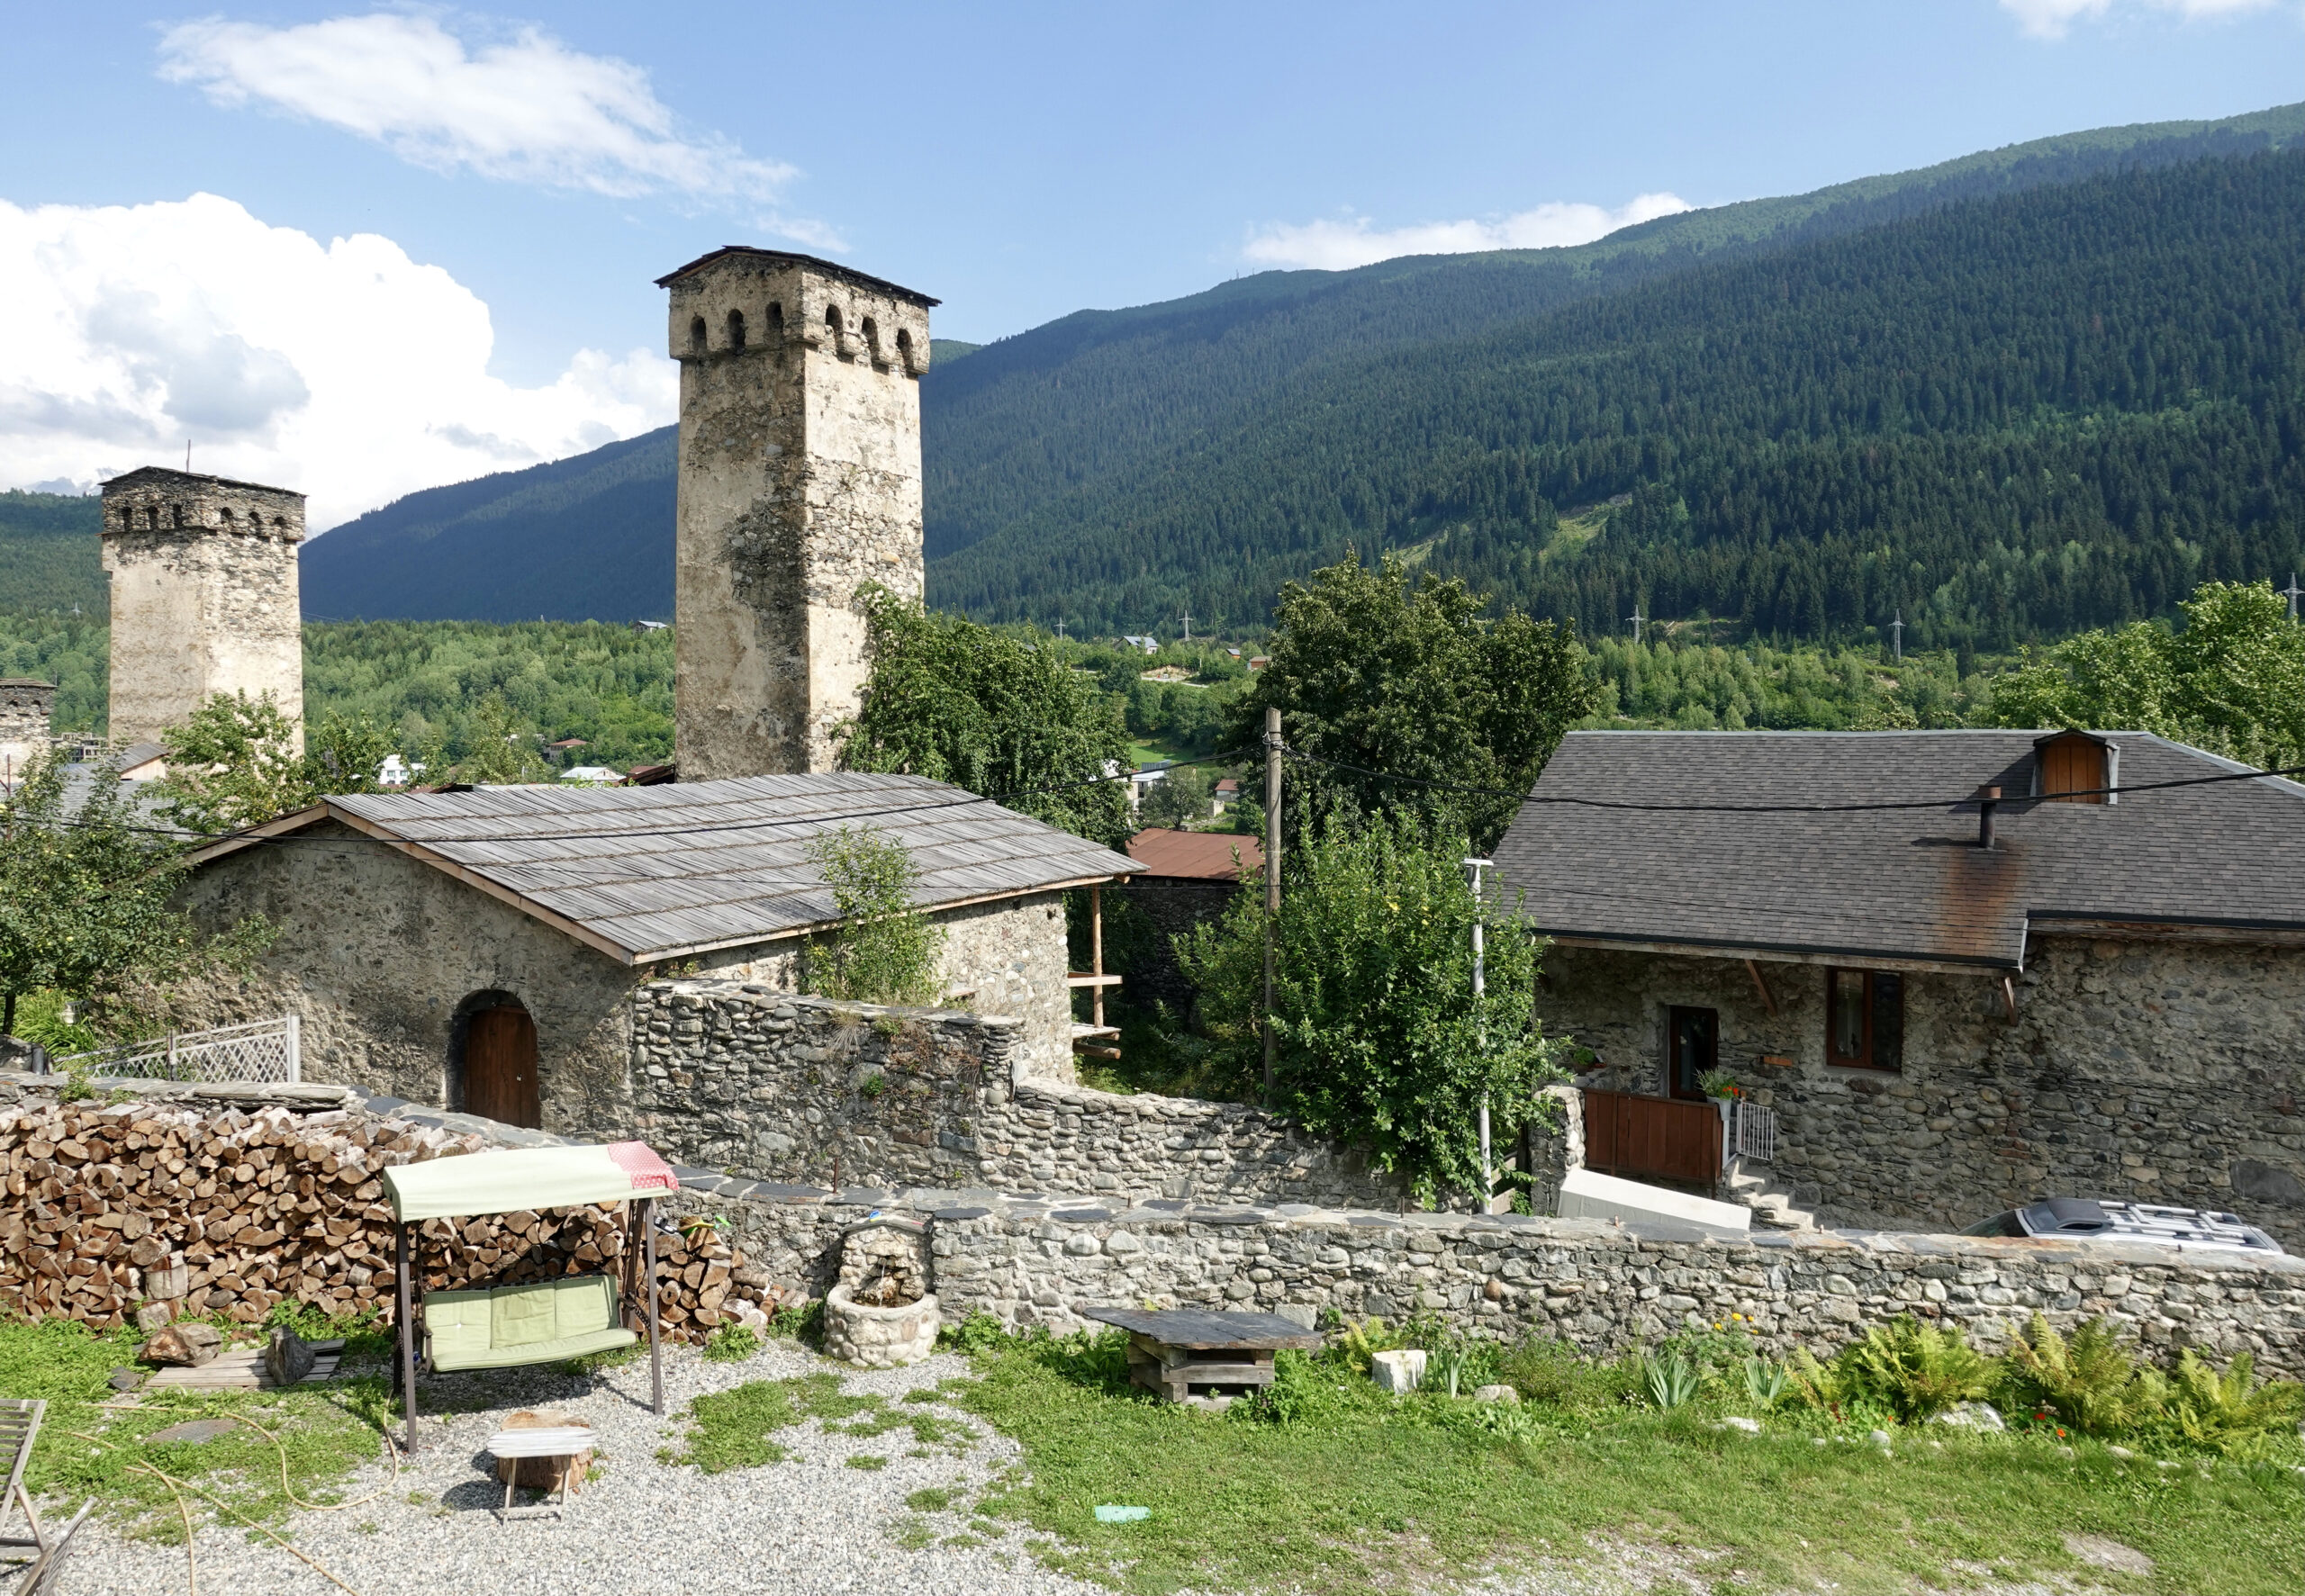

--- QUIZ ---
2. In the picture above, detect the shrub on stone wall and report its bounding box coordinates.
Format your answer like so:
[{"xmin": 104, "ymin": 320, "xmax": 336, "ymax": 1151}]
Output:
[{"xmin": 804, "ymin": 827, "xmax": 947, "ymax": 1006}]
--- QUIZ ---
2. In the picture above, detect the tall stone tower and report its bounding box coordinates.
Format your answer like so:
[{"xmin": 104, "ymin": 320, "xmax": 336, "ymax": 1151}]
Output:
[
  {"xmin": 0, "ymin": 678, "xmax": 55, "ymax": 782},
  {"xmin": 656, "ymin": 248, "xmax": 936, "ymax": 778},
  {"xmin": 99, "ymin": 467, "xmax": 306, "ymax": 753}
]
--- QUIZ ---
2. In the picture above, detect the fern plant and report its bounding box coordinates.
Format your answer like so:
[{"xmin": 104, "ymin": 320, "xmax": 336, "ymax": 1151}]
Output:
[
  {"xmin": 1839, "ymin": 1317, "xmax": 1992, "ymax": 1420},
  {"xmin": 2001, "ymin": 1314, "xmax": 2157, "ymax": 1435},
  {"xmin": 2147, "ymin": 1349, "xmax": 2305, "ymax": 1451},
  {"xmin": 1335, "ymin": 1317, "xmax": 1398, "ymax": 1375}
]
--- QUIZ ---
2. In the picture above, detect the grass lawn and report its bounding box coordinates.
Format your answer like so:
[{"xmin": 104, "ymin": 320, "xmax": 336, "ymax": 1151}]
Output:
[
  {"xmin": 948, "ymin": 1331, "xmax": 2305, "ymax": 1596},
  {"xmin": 1, "ymin": 1314, "xmax": 393, "ymax": 1544}
]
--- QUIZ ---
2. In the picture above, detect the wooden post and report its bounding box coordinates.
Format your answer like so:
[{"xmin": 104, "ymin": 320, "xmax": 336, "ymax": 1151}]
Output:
[
  {"xmin": 643, "ymin": 1199, "xmax": 664, "ymax": 1416},
  {"xmin": 395, "ymin": 1221, "xmax": 418, "ymax": 1453},
  {"xmin": 1090, "ymin": 883, "xmax": 1105, "ymax": 1030},
  {"xmin": 1262, "ymin": 707, "xmax": 1282, "ymax": 1107}
]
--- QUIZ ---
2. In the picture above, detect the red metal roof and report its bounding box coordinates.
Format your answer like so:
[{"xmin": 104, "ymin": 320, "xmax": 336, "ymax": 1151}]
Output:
[{"xmin": 1126, "ymin": 826, "xmax": 1262, "ymax": 880}]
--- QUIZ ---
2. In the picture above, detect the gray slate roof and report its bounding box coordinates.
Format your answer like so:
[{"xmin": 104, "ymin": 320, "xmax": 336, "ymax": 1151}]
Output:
[
  {"xmin": 197, "ymin": 773, "xmax": 1138, "ymax": 964},
  {"xmin": 1491, "ymin": 731, "xmax": 2305, "ymax": 972}
]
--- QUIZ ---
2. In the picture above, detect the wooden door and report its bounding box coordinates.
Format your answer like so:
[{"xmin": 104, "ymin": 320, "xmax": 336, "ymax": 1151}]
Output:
[
  {"xmin": 2038, "ymin": 734, "xmax": 2105, "ymax": 803},
  {"xmin": 465, "ymin": 1006, "xmax": 540, "ymax": 1128}
]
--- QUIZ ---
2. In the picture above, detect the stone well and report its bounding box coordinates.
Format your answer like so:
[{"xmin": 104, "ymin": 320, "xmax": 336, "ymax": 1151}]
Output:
[{"xmin": 822, "ymin": 1218, "xmax": 940, "ymax": 1367}]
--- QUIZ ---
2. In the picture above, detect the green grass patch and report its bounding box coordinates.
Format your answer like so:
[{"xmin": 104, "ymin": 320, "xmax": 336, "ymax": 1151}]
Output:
[
  {"xmin": 671, "ymin": 1371, "xmax": 974, "ymax": 1473},
  {"xmin": 846, "ymin": 1453, "xmax": 889, "ymax": 1471},
  {"xmin": 907, "ymin": 1486, "xmax": 957, "ymax": 1511},
  {"xmin": 0, "ymin": 1316, "xmax": 392, "ymax": 1543},
  {"xmin": 952, "ymin": 1330, "xmax": 2305, "ymax": 1596}
]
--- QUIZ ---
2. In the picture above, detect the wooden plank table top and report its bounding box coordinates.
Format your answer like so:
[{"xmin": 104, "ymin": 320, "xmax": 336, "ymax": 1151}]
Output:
[
  {"xmin": 1081, "ymin": 1307, "xmax": 1323, "ymax": 1350},
  {"xmin": 141, "ymin": 1341, "xmax": 344, "ymax": 1391}
]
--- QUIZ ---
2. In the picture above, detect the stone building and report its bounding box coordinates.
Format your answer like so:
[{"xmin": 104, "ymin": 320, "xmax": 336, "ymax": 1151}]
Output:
[
  {"xmin": 0, "ymin": 678, "xmax": 55, "ymax": 784},
  {"xmin": 656, "ymin": 248, "xmax": 936, "ymax": 780},
  {"xmin": 1119, "ymin": 826, "xmax": 1261, "ymax": 1014},
  {"xmin": 179, "ymin": 773, "xmax": 1138, "ymax": 1134},
  {"xmin": 98, "ymin": 466, "xmax": 306, "ymax": 753},
  {"xmin": 1494, "ymin": 729, "xmax": 2305, "ymax": 1247}
]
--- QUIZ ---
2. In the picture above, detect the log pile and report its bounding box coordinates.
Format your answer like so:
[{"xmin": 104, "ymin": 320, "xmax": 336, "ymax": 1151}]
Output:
[{"xmin": 0, "ymin": 1096, "xmax": 775, "ymax": 1341}]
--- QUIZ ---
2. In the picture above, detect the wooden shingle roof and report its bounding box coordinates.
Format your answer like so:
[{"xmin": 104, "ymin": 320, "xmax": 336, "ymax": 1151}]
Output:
[
  {"xmin": 194, "ymin": 773, "xmax": 1139, "ymax": 965},
  {"xmin": 1492, "ymin": 731, "xmax": 2305, "ymax": 973}
]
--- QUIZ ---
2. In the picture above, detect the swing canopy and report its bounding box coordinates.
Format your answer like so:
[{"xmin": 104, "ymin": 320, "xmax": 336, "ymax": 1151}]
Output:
[{"xmin": 381, "ymin": 1141, "xmax": 678, "ymax": 1222}]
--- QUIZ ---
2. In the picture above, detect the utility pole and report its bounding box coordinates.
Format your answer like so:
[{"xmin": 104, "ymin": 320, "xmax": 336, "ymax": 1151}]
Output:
[
  {"xmin": 1262, "ymin": 706, "xmax": 1282, "ymax": 1107},
  {"xmin": 2282, "ymin": 575, "xmax": 2303, "ymax": 623},
  {"xmin": 1465, "ymin": 856, "xmax": 1493, "ymax": 1211},
  {"xmin": 1890, "ymin": 610, "xmax": 1904, "ymax": 663},
  {"xmin": 1628, "ymin": 609, "xmax": 1644, "ymax": 645}
]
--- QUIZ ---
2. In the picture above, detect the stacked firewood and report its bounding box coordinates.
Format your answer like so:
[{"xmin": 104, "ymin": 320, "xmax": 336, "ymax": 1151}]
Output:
[{"xmin": 0, "ymin": 1096, "xmax": 775, "ymax": 1340}]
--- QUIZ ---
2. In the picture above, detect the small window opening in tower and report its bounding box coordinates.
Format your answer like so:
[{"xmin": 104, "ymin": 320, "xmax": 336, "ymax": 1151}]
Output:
[
  {"xmin": 861, "ymin": 316, "xmax": 881, "ymax": 363},
  {"xmin": 145, "ymin": 505, "xmax": 159, "ymax": 529},
  {"xmin": 767, "ymin": 302, "xmax": 784, "ymax": 339},
  {"xmin": 170, "ymin": 503, "xmax": 185, "ymax": 527},
  {"xmin": 689, "ymin": 315, "xmax": 708, "ymax": 353},
  {"xmin": 220, "ymin": 508, "xmax": 235, "ymax": 527},
  {"xmin": 727, "ymin": 309, "xmax": 746, "ymax": 350},
  {"xmin": 825, "ymin": 305, "xmax": 844, "ymax": 334}
]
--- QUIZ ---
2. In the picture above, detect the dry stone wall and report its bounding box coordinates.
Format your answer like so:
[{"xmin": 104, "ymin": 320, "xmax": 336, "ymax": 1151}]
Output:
[{"xmin": 628, "ymin": 979, "xmax": 1409, "ymax": 1209}]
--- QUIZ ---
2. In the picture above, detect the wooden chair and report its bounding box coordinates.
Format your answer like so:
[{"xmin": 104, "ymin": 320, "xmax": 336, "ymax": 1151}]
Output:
[{"xmin": 0, "ymin": 1401, "xmax": 48, "ymax": 1561}]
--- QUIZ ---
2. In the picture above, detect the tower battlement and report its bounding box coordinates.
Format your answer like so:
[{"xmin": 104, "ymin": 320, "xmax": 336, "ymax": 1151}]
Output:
[
  {"xmin": 99, "ymin": 466, "xmax": 306, "ymax": 753},
  {"xmin": 656, "ymin": 248, "xmax": 938, "ymax": 778}
]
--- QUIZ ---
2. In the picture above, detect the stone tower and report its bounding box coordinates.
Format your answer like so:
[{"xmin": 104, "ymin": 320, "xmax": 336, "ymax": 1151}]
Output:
[
  {"xmin": 0, "ymin": 678, "xmax": 55, "ymax": 781},
  {"xmin": 99, "ymin": 467, "xmax": 306, "ymax": 753},
  {"xmin": 656, "ymin": 248, "xmax": 936, "ymax": 778}
]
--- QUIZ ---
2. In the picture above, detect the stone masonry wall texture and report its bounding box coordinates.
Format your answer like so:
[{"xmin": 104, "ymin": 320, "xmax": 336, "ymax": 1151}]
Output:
[
  {"xmin": 100, "ymin": 467, "xmax": 306, "ymax": 752},
  {"xmin": 1541, "ymin": 935, "xmax": 2305, "ymax": 1247},
  {"xmin": 629, "ymin": 979, "xmax": 1409, "ymax": 1208},
  {"xmin": 664, "ymin": 253, "xmax": 933, "ymax": 779}
]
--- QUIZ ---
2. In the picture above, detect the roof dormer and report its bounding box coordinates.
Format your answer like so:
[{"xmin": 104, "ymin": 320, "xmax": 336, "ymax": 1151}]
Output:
[{"xmin": 2032, "ymin": 729, "xmax": 2117, "ymax": 806}]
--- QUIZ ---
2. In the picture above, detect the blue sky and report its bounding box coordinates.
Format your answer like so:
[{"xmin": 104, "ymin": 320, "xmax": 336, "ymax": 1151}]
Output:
[{"xmin": 0, "ymin": 0, "xmax": 2296, "ymax": 526}]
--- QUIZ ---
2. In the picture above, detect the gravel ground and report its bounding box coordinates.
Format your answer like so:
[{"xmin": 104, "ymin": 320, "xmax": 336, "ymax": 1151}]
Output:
[{"xmin": 55, "ymin": 1343, "xmax": 1112, "ymax": 1596}]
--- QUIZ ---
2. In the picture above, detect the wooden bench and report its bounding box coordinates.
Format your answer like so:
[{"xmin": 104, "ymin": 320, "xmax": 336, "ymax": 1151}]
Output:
[{"xmin": 1082, "ymin": 1307, "xmax": 1324, "ymax": 1412}]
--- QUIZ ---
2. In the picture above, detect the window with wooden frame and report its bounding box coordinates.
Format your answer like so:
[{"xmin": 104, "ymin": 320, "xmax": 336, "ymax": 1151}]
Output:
[{"xmin": 1825, "ymin": 969, "xmax": 1903, "ymax": 1072}]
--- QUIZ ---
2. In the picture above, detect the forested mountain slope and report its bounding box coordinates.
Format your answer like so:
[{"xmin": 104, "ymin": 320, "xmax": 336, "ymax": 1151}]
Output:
[
  {"xmin": 922, "ymin": 104, "xmax": 2301, "ymax": 574},
  {"xmin": 936, "ymin": 146, "xmax": 2305, "ymax": 649},
  {"xmin": 0, "ymin": 491, "xmax": 103, "ymax": 616},
  {"xmin": 298, "ymin": 427, "xmax": 675, "ymax": 622}
]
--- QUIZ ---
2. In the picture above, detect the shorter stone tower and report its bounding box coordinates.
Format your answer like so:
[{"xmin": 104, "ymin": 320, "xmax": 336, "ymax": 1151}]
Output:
[
  {"xmin": 0, "ymin": 679, "xmax": 55, "ymax": 781},
  {"xmin": 99, "ymin": 467, "xmax": 306, "ymax": 753},
  {"xmin": 656, "ymin": 248, "xmax": 936, "ymax": 778}
]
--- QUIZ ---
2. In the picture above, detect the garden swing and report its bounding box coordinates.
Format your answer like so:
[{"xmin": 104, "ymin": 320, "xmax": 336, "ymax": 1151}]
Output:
[{"xmin": 381, "ymin": 1141, "xmax": 681, "ymax": 1451}]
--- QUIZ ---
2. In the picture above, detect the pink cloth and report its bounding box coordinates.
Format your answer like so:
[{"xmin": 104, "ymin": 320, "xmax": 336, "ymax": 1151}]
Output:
[{"xmin": 606, "ymin": 1141, "xmax": 678, "ymax": 1193}]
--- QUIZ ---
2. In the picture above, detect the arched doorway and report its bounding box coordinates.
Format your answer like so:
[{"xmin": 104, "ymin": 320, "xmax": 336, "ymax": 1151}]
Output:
[{"xmin": 452, "ymin": 992, "xmax": 540, "ymax": 1129}]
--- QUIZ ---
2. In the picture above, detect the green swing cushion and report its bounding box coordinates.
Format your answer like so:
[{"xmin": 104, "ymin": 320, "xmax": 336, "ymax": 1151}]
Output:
[{"xmin": 423, "ymin": 1275, "xmax": 637, "ymax": 1371}]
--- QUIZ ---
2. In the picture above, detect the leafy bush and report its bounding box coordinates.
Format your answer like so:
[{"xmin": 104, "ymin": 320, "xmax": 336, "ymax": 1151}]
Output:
[
  {"xmin": 803, "ymin": 827, "xmax": 946, "ymax": 1005},
  {"xmin": 704, "ymin": 1321, "xmax": 761, "ymax": 1363},
  {"xmin": 937, "ymin": 1310, "xmax": 1011, "ymax": 1357},
  {"xmin": 1495, "ymin": 1335, "xmax": 1638, "ymax": 1414},
  {"xmin": 1641, "ymin": 1352, "xmax": 1701, "ymax": 1410}
]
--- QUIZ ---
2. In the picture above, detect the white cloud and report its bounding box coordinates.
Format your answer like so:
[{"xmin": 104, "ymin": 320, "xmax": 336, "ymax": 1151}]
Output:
[
  {"xmin": 0, "ymin": 193, "xmax": 676, "ymax": 529},
  {"xmin": 2002, "ymin": 0, "xmax": 2283, "ymax": 39},
  {"xmin": 1243, "ymin": 194, "xmax": 1695, "ymax": 272},
  {"xmin": 156, "ymin": 13, "xmax": 818, "ymax": 230}
]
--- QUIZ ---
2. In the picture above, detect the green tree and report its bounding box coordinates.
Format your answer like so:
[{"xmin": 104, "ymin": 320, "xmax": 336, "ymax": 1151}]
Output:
[
  {"xmin": 0, "ymin": 752, "xmax": 273, "ymax": 1039},
  {"xmin": 803, "ymin": 827, "xmax": 947, "ymax": 1005},
  {"xmin": 1988, "ymin": 581, "xmax": 2305, "ymax": 769},
  {"xmin": 1177, "ymin": 813, "xmax": 1561, "ymax": 1205},
  {"xmin": 446, "ymin": 692, "xmax": 550, "ymax": 785},
  {"xmin": 153, "ymin": 691, "xmax": 392, "ymax": 835},
  {"xmin": 1234, "ymin": 554, "xmax": 1596, "ymax": 849},
  {"xmin": 837, "ymin": 587, "xmax": 1134, "ymax": 847},
  {"xmin": 1136, "ymin": 764, "xmax": 1212, "ymax": 830}
]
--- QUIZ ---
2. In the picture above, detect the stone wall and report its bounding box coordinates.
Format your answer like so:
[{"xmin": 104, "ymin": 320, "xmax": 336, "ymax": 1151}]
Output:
[
  {"xmin": 665, "ymin": 251, "xmax": 933, "ymax": 779},
  {"xmin": 1118, "ymin": 876, "xmax": 1239, "ymax": 1016},
  {"xmin": 100, "ymin": 466, "xmax": 305, "ymax": 753},
  {"xmin": 628, "ymin": 979, "xmax": 1410, "ymax": 1209},
  {"xmin": 0, "ymin": 677, "xmax": 53, "ymax": 780},
  {"xmin": 1541, "ymin": 934, "xmax": 2305, "ymax": 1246}
]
